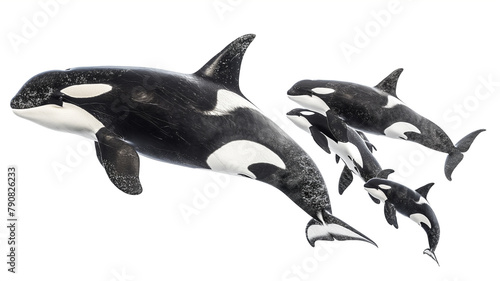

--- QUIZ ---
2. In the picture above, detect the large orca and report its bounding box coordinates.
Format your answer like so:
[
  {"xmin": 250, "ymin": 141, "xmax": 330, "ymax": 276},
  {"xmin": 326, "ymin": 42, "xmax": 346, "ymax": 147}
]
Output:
[
  {"xmin": 287, "ymin": 69, "xmax": 485, "ymax": 180},
  {"xmin": 364, "ymin": 178, "xmax": 440, "ymax": 265},
  {"xmin": 10, "ymin": 34, "xmax": 376, "ymax": 247}
]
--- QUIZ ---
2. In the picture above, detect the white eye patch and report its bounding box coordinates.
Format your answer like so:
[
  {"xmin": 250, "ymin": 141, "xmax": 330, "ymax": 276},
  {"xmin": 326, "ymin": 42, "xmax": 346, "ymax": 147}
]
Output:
[
  {"xmin": 61, "ymin": 84, "xmax": 113, "ymax": 98},
  {"xmin": 311, "ymin": 87, "xmax": 335, "ymax": 95},
  {"xmin": 379, "ymin": 184, "xmax": 392, "ymax": 190},
  {"xmin": 287, "ymin": 115, "xmax": 311, "ymax": 132},
  {"xmin": 300, "ymin": 111, "xmax": 316, "ymax": 116}
]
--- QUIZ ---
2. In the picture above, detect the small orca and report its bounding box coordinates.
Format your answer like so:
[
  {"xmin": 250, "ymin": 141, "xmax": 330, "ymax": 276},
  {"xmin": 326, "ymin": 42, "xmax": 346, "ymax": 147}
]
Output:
[
  {"xmin": 11, "ymin": 34, "xmax": 376, "ymax": 247},
  {"xmin": 287, "ymin": 69, "xmax": 485, "ymax": 180},
  {"xmin": 364, "ymin": 177, "xmax": 440, "ymax": 265},
  {"xmin": 286, "ymin": 108, "xmax": 392, "ymax": 202}
]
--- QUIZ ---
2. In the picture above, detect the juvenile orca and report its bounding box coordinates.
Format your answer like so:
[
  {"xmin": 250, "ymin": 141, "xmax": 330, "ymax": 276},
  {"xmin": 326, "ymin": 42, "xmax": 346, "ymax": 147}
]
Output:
[
  {"xmin": 287, "ymin": 69, "xmax": 485, "ymax": 180},
  {"xmin": 286, "ymin": 108, "xmax": 392, "ymax": 201},
  {"xmin": 364, "ymin": 177, "xmax": 440, "ymax": 265},
  {"xmin": 10, "ymin": 34, "xmax": 376, "ymax": 247}
]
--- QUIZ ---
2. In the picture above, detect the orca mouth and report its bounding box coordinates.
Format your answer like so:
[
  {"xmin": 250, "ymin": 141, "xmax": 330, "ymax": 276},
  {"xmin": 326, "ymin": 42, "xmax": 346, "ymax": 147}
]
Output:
[
  {"xmin": 363, "ymin": 182, "xmax": 380, "ymax": 189},
  {"xmin": 10, "ymin": 95, "xmax": 37, "ymax": 110},
  {"xmin": 286, "ymin": 108, "xmax": 302, "ymax": 117},
  {"xmin": 48, "ymin": 93, "xmax": 64, "ymax": 107},
  {"xmin": 10, "ymin": 97, "xmax": 22, "ymax": 109},
  {"xmin": 287, "ymin": 88, "xmax": 312, "ymax": 97},
  {"xmin": 10, "ymin": 92, "xmax": 65, "ymax": 110}
]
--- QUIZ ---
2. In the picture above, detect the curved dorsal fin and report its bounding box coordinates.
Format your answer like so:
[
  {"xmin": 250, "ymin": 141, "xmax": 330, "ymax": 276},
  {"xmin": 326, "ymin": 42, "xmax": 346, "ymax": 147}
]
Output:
[
  {"xmin": 376, "ymin": 169, "xmax": 394, "ymax": 179},
  {"xmin": 416, "ymin": 183, "xmax": 434, "ymax": 199},
  {"xmin": 194, "ymin": 34, "xmax": 255, "ymax": 93},
  {"xmin": 374, "ymin": 68, "xmax": 404, "ymax": 98}
]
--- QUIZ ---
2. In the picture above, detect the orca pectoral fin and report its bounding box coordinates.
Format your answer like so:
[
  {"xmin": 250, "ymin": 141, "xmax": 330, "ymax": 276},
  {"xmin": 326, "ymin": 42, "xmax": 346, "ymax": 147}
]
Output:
[
  {"xmin": 365, "ymin": 141, "xmax": 377, "ymax": 153},
  {"xmin": 95, "ymin": 128, "xmax": 142, "ymax": 195},
  {"xmin": 305, "ymin": 211, "xmax": 377, "ymax": 247},
  {"xmin": 384, "ymin": 202, "xmax": 398, "ymax": 229},
  {"xmin": 310, "ymin": 126, "xmax": 331, "ymax": 154},
  {"xmin": 335, "ymin": 154, "xmax": 341, "ymax": 164},
  {"xmin": 326, "ymin": 110, "xmax": 349, "ymax": 143},
  {"xmin": 95, "ymin": 141, "xmax": 103, "ymax": 165},
  {"xmin": 338, "ymin": 165, "xmax": 353, "ymax": 195}
]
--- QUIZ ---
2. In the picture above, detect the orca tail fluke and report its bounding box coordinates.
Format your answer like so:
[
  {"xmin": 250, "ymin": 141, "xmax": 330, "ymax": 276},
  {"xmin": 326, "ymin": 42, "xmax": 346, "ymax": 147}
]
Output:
[
  {"xmin": 305, "ymin": 211, "xmax": 377, "ymax": 247},
  {"xmin": 424, "ymin": 248, "xmax": 440, "ymax": 266},
  {"xmin": 444, "ymin": 152, "xmax": 463, "ymax": 181},
  {"xmin": 455, "ymin": 129, "xmax": 486, "ymax": 153},
  {"xmin": 444, "ymin": 129, "xmax": 485, "ymax": 180}
]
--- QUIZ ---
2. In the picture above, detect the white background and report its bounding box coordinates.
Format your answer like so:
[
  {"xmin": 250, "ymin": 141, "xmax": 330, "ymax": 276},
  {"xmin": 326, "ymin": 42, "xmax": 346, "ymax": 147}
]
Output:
[{"xmin": 1, "ymin": 1, "xmax": 499, "ymax": 281}]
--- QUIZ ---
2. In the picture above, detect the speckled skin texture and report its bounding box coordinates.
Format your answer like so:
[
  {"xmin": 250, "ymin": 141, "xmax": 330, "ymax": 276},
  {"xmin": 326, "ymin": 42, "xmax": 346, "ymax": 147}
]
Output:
[{"xmin": 95, "ymin": 127, "xmax": 142, "ymax": 195}]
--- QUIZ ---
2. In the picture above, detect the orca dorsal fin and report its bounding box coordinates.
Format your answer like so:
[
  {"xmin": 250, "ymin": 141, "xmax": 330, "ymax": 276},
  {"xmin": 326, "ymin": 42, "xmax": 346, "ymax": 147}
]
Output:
[
  {"xmin": 194, "ymin": 34, "xmax": 256, "ymax": 93},
  {"xmin": 416, "ymin": 183, "xmax": 435, "ymax": 199},
  {"xmin": 374, "ymin": 68, "xmax": 404, "ymax": 98},
  {"xmin": 376, "ymin": 169, "xmax": 394, "ymax": 179}
]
